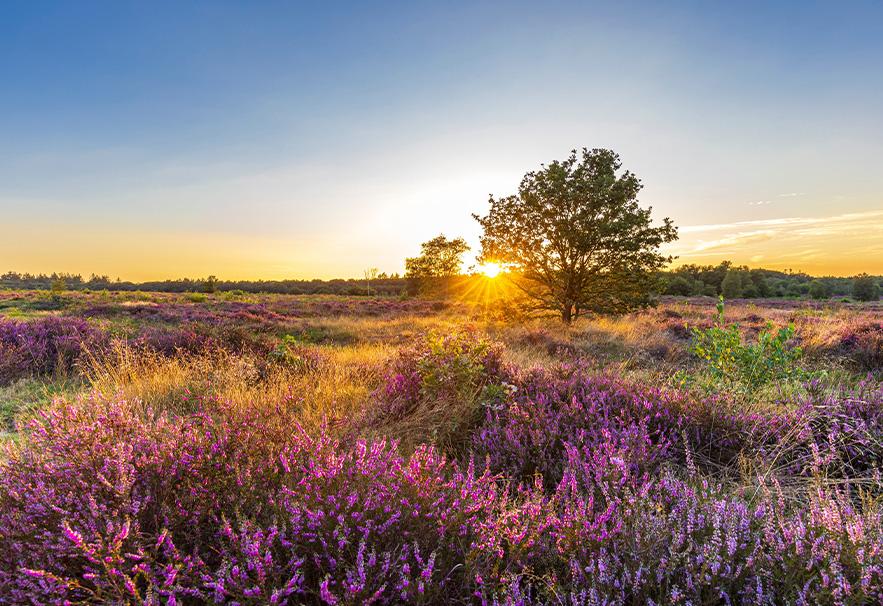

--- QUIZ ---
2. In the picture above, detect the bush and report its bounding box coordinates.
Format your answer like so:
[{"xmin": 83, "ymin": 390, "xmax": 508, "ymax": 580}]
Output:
[
  {"xmin": 364, "ymin": 328, "xmax": 511, "ymax": 453},
  {"xmin": 0, "ymin": 399, "xmax": 511, "ymax": 604},
  {"xmin": 0, "ymin": 317, "xmax": 107, "ymax": 385},
  {"xmin": 690, "ymin": 297, "xmax": 805, "ymax": 393},
  {"xmin": 839, "ymin": 322, "xmax": 883, "ymax": 372},
  {"xmin": 665, "ymin": 276, "xmax": 693, "ymax": 296}
]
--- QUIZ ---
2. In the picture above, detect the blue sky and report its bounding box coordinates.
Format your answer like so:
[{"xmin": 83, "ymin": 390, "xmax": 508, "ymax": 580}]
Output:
[{"xmin": 2, "ymin": 1, "xmax": 882, "ymax": 278}]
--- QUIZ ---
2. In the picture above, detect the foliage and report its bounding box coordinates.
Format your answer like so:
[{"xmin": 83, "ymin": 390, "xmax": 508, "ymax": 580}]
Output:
[
  {"xmin": 3, "ymin": 383, "xmax": 883, "ymax": 604},
  {"xmin": 201, "ymin": 275, "xmax": 219, "ymax": 294},
  {"xmin": 809, "ymin": 279, "xmax": 831, "ymax": 300},
  {"xmin": 473, "ymin": 148, "xmax": 678, "ymax": 322},
  {"xmin": 690, "ymin": 297, "xmax": 805, "ymax": 392},
  {"xmin": 50, "ymin": 276, "xmax": 67, "ymax": 295},
  {"xmin": 0, "ymin": 317, "xmax": 107, "ymax": 386},
  {"xmin": 853, "ymin": 273, "xmax": 880, "ymax": 302},
  {"xmin": 664, "ymin": 275, "xmax": 694, "ymax": 296},
  {"xmin": 366, "ymin": 328, "xmax": 509, "ymax": 452},
  {"xmin": 720, "ymin": 269, "xmax": 744, "ymax": 298},
  {"xmin": 404, "ymin": 235, "xmax": 471, "ymax": 296},
  {"xmin": 404, "ymin": 235, "xmax": 470, "ymax": 280},
  {"xmin": 838, "ymin": 322, "xmax": 883, "ymax": 372}
]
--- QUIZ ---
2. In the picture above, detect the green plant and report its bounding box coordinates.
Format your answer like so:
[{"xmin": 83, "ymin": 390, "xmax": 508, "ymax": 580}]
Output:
[{"xmin": 690, "ymin": 297, "xmax": 805, "ymax": 392}]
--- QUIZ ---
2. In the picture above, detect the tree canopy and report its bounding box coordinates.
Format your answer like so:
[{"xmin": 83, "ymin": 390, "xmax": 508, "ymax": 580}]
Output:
[
  {"xmin": 852, "ymin": 273, "xmax": 880, "ymax": 302},
  {"xmin": 474, "ymin": 148, "xmax": 678, "ymax": 322},
  {"xmin": 404, "ymin": 235, "xmax": 470, "ymax": 279}
]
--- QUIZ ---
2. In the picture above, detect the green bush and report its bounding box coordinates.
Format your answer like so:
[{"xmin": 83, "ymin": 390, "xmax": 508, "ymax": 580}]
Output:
[{"xmin": 690, "ymin": 297, "xmax": 805, "ymax": 392}]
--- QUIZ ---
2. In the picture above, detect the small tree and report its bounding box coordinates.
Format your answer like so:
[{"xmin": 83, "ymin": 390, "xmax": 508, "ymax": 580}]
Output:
[
  {"xmin": 405, "ymin": 235, "xmax": 470, "ymax": 295},
  {"xmin": 474, "ymin": 148, "xmax": 677, "ymax": 323},
  {"xmin": 50, "ymin": 276, "xmax": 67, "ymax": 296},
  {"xmin": 363, "ymin": 267, "xmax": 379, "ymax": 296},
  {"xmin": 852, "ymin": 273, "xmax": 880, "ymax": 302},
  {"xmin": 201, "ymin": 275, "xmax": 219, "ymax": 294}
]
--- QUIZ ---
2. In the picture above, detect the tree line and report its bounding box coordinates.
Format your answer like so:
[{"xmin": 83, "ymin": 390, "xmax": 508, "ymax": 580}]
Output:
[
  {"xmin": 0, "ymin": 272, "xmax": 405, "ymax": 297},
  {"xmin": 662, "ymin": 262, "xmax": 881, "ymax": 301},
  {"xmin": 2, "ymin": 265, "xmax": 879, "ymax": 304}
]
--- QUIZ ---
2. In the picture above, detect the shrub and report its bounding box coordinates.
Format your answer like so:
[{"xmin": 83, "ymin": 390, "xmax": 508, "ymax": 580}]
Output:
[
  {"xmin": 0, "ymin": 399, "xmax": 512, "ymax": 604},
  {"xmin": 0, "ymin": 317, "xmax": 107, "ymax": 385},
  {"xmin": 475, "ymin": 366, "xmax": 678, "ymax": 489},
  {"xmin": 690, "ymin": 297, "xmax": 805, "ymax": 392},
  {"xmin": 364, "ymin": 328, "xmax": 511, "ymax": 453},
  {"xmin": 665, "ymin": 276, "xmax": 693, "ymax": 296},
  {"xmin": 838, "ymin": 322, "xmax": 883, "ymax": 372}
]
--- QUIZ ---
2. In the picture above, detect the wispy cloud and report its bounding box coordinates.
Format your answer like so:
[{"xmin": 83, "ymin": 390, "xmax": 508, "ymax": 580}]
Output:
[
  {"xmin": 777, "ymin": 192, "xmax": 805, "ymax": 198},
  {"xmin": 668, "ymin": 210, "xmax": 883, "ymax": 274},
  {"xmin": 747, "ymin": 200, "xmax": 772, "ymax": 206}
]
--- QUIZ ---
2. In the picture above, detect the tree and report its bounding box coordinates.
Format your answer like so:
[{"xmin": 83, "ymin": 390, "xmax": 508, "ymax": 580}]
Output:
[
  {"xmin": 405, "ymin": 235, "xmax": 470, "ymax": 294},
  {"xmin": 473, "ymin": 148, "xmax": 678, "ymax": 322},
  {"xmin": 363, "ymin": 267, "xmax": 379, "ymax": 295},
  {"xmin": 50, "ymin": 275, "xmax": 67, "ymax": 295},
  {"xmin": 665, "ymin": 275, "xmax": 693, "ymax": 296},
  {"xmin": 720, "ymin": 270, "xmax": 743, "ymax": 299},
  {"xmin": 808, "ymin": 280, "xmax": 830, "ymax": 300},
  {"xmin": 201, "ymin": 275, "xmax": 219, "ymax": 293},
  {"xmin": 852, "ymin": 273, "xmax": 880, "ymax": 302}
]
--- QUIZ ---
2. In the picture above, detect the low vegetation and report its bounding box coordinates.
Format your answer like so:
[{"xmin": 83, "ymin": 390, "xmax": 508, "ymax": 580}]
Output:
[{"xmin": 0, "ymin": 289, "xmax": 881, "ymax": 604}]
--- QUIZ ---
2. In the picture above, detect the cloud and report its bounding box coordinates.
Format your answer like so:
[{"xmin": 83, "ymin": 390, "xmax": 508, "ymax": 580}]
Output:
[
  {"xmin": 747, "ymin": 200, "xmax": 772, "ymax": 206},
  {"xmin": 777, "ymin": 192, "xmax": 805, "ymax": 198},
  {"xmin": 668, "ymin": 210, "xmax": 883, "ymax": 274}
]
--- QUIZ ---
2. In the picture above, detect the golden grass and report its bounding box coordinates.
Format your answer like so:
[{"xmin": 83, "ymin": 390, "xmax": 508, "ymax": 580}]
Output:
[{"xmin": 82, "ymin": 340, "xmax": 394, "ymax": 434}]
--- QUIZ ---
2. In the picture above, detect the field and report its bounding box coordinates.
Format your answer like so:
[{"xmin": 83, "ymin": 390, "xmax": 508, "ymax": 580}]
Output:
[{"xmin": 1, "ymin": 289, "xmax": 882, "ymax": 604}]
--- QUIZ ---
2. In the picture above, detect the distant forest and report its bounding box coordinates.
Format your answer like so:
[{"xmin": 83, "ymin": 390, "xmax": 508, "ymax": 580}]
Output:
[{"xmin": 1, "ymin": 262, "xmax": 880, "ymax": 301}]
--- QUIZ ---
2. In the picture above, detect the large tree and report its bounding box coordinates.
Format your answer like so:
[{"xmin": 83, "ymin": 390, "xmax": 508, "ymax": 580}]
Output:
[{"xmin": 474, "ymin": 148, "xmax": 678, "ymax": 322}]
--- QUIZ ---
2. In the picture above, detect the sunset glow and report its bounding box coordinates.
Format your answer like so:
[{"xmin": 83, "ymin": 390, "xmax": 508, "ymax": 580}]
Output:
[
  {"xmin": 479, "ymin": 262, "xmax": 502, "ymax": 279},
  {"xmin": 1, "ymin": 3, "xmax": 881, "ymax": 279}
]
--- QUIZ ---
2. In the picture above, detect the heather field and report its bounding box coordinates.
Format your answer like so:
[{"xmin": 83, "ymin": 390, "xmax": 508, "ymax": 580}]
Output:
[{"xmin": 1, "ymin": 290, "xmax": 882, "ymax": 604}]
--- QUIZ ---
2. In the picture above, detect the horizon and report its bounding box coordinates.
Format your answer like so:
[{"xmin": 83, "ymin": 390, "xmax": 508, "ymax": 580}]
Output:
[
  {"xmin": 2, "ymin": 256, "xmax": 879, "ymax": 283},
  {"xmin": 2, "ymin": 2, "xmax": 882, "ymax": 279}
]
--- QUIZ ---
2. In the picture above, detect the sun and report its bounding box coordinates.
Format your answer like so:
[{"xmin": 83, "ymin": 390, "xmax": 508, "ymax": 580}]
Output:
[{"xmin": 479, "ymin": 262, "xmax": 502, "ymax": 278}]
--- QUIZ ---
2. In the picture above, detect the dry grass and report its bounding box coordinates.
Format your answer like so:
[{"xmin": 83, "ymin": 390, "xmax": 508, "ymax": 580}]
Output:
[{"xmin": 82, "ymin": 340, "xmax": 394, "ymax": 434}]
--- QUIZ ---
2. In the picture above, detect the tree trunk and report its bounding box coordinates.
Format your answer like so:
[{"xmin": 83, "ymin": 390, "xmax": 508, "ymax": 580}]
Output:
[{"xmin": 561, "ymin": 305, "xmax": 573, "ymax": 324}]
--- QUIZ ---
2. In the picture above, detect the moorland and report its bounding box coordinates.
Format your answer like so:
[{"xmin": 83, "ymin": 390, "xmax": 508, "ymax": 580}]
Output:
[{"xmin": 1, "ymin": 287, "xmax": 881, "ymax": 604}]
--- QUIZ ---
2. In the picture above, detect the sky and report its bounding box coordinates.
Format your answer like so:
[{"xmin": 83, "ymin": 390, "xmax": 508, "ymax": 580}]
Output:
[{"xmin": 1, "ymin": 1, "xmax": 882, "ymax": 280}]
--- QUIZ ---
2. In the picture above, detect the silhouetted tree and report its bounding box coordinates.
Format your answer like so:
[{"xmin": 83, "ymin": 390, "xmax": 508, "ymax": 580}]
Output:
[
  {"xmin": 405, "ymin": 235, "xmax": 470, "ymax": 295},
  {"xmin": 201, "ymin": 275, "xmax": 219, "ymax": 293},
  {"xmin": 474, "ymin": 148, "xmax": 678, "ymax": 322},
  {"xmin": 363, "ymin": 267, "xmax": 379, "ymax": 295}
]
